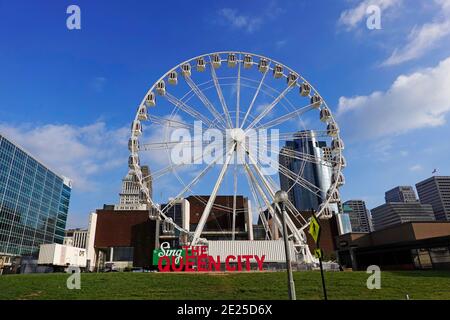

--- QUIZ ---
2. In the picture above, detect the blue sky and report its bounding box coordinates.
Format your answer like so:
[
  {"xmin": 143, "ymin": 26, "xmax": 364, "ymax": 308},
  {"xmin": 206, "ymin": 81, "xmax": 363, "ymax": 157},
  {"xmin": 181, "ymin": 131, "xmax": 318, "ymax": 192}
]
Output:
[{"xmin": 1, "ymin": 0, "xmax": 450, "ymax": 228}]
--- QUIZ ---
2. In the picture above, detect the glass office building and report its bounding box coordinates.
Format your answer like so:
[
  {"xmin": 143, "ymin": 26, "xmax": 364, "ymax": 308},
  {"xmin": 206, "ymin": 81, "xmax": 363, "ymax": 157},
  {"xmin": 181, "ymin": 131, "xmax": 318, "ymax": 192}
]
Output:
[
  {"xmin": 279, "ymin": 130, "xmax": 351, "ymax": 234},
  {"xmin": 279, "ymin": 130, "xmax": 335, "ymax": 210},
  {"xmin": 0, "ymin": 134, "xmax": 71, "ymax": 257}
]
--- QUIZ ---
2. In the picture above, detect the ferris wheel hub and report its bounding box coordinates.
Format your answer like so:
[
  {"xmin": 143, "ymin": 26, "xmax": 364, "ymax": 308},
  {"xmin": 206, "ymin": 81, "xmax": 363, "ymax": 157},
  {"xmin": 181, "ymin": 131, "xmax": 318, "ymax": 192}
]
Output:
[{"xmin": 229, "ymin": 128, "xmax": 246, "ymax": 143}]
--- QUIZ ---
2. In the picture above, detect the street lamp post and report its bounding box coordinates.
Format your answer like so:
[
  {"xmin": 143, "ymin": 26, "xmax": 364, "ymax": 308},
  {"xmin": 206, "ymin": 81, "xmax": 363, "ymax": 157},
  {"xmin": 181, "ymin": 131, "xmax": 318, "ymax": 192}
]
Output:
[{"xmin": 275, "ymin": 190, "xmax": 296, "ymax": 300}]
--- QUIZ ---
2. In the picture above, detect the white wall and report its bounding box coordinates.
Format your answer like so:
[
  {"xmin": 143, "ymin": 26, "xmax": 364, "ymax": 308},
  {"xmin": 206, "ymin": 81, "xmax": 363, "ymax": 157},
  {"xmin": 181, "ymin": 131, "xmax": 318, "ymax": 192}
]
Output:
[{"xmin": 86, "ymin": 212, "xmax": 97, "ymax": 271}]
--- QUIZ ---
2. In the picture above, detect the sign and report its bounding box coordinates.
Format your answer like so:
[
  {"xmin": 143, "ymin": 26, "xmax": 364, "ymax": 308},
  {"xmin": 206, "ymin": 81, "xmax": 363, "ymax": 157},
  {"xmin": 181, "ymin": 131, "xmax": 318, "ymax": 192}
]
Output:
[
  {"xmin": 314, "ymin": 248, "xmax": 323, "ymax": 259},
  {"xmin": 308, "ymin": 215, "xmax": 327, "ymax": 300},
  {"xmin": 308, "ymin": 215, "xmax": 321, "ymax": 244},
  {"xmin": 152, "ymin": 242, "xmax": 186, "ymax": 266},
  {"xmin": 152, "ymin": 242, "xmax": 266, "ymax": 272}
]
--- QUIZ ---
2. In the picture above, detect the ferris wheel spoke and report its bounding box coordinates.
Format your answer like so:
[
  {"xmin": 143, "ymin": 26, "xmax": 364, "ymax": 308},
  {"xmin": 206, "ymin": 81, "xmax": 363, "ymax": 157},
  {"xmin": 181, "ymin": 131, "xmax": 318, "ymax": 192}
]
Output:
[
  {"xmin": 236, "ymin": 55, "xmax": 241, "ymax": 128},
  {"xmin": 257, "ymin": 134, "xmax": 337, "ymax": 167},
  {"xmin": 278, "ymin": 163, "xmax": 325, "ymax": 199},
  {"xmin": 184, "ymin": 75, "xmax": 227, "ymax": 130},
  {"xmin": 274, "ymin": 130, "xmax": 331, "ymax": 141},
  {"xmin": 148, "ymin": 115, "xmax": 194, "ymax": 130},
  {"xmin": 246, "ymin": 141, "xmax": 326, "ymax": 187},
  {"xmin": 161, "ymin": 150, "xmax": 228, "ymax": 215},
  {"xmin": 240, "ymin": 61, "xmax": 271, "ymax": 129},
  {"xmin": 165, "ymin": 92, "xmax": 217, "ymax": 128},
  {"xmin": 237, "ymin": 146, "xmax": 273, "ymax": 239},
  {"xmin": 140, "ymin": 138, "xmax": 224, "ymax": 152},
  {"xmin": 244, "ymin": 172, "xmax": 275, "ymax": 239},
  {"xmin": 243, "ymin": 144, "xmax": 305, "ymax": 243},
  {"xmin": 209, "ymin": 58, "xmax": 234, "ymax": 129},
  {"xmin": 255, "ymin": 103, "xmax": 316, "ymax": 131},
  {"xmin": 149, "ymin": 141, "xmax": 224, "ymax": 180},
  {"xmin": 191, "ymin": 142, "xmax": 237, "ymax": 245},
  {"xmin": 244, "ymin": 141, "xmax": 325, "ymax": 201},
  {"xmin": 241, "ymin": 160, "xmax": 281, "ymax": 231},
  {"xmin": 246, "ymin": 171, "xmax": 272, "ymax": 240},
  {"xmin": 279, "ymin": 148, "xmax": 336, "ymax": 167},
  {"xmin": 284, "ymin": 200, "xmax": 308, "ymax": 225},
  {"xmin": 245, "ymin": 85, "xmax": 294, "ymax": 132},
  {"xmin": 243, "ymin": 157, "xmax": 299, "ymax": 239},
  {"xmin": 140, "ymin": 139, "xmax": 203, "ymax": 150},
  {"xmin": 253, "ymin": 138, "xmax": 325, "ymax": 170}
]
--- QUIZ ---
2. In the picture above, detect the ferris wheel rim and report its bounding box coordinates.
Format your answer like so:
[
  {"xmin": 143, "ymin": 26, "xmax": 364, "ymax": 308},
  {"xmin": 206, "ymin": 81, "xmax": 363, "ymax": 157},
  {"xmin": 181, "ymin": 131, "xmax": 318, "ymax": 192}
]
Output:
[{"xmin": 130, "ymin": 51, "xmax": 344, "ymax": 243}]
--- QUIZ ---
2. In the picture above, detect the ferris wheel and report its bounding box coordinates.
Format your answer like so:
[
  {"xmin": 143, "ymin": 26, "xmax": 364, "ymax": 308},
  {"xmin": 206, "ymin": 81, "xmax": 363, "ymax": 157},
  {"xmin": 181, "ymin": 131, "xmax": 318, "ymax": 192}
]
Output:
[{"xmin": 128, "ymin": 51, "xmax": 345, "ymax": 261}]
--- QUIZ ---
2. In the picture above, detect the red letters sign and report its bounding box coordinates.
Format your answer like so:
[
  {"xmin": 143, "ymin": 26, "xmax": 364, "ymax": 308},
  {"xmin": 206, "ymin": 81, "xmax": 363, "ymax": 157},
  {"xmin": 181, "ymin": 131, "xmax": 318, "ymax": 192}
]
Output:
[{"xmin": 157, "ymin": 245, "xmax": 266, "ymax": 272}]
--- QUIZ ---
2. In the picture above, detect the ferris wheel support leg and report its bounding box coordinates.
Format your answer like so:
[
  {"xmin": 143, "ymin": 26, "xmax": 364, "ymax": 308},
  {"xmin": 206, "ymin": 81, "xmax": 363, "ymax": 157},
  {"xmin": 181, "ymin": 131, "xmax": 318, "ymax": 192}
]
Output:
[
  {"xmin": 242, "ymin": 161, "xmax": 283, "ymax": 236},
  {"xmin": 301, "ymin": 244, "xmax": 319, "ymax": 265},
  {"xmin": 191, "ymin": 144, "xmax": 236, "ymax": 246},
  {"xmin": 232, "ymin": 162, "xmax": 237, "ymax": 241}
]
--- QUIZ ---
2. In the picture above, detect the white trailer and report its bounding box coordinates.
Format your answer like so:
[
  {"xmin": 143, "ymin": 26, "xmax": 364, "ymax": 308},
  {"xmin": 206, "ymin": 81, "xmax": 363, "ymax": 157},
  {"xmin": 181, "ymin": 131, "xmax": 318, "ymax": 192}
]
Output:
[{"xmin": 38, "ymin": 243, "xmax": 87, "ymax": 268}]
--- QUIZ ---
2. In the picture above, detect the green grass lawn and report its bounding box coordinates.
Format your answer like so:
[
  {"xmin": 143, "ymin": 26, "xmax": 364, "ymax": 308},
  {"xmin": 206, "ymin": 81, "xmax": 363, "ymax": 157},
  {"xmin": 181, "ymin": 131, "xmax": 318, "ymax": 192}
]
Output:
[{"xmin": 1, "ymin": 271, "xmax": 450, "ymax": 300}]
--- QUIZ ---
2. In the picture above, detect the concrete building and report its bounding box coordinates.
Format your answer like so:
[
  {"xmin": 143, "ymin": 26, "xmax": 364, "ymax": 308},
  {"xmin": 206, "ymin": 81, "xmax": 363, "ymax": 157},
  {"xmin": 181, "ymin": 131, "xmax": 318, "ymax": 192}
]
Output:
[
  {"xmin": 83, "ymin": 213, "xmax": 97, "ymax": 271},
  {"xmin": 94, "ymin": 208, "xmax": 156, "ymax": 270},
  {"xmin": 62, "ymin": 213, "xmax": 97, "ymax": 271},
  {"xmin": 385, "ymin": 186, "xmax": 418, "ymax": 203},
  {"xmin": 344, "ymin": 200, "xmax": 371, "ymax": 233},
  {"xmin": 416, "ymin": 176, "xmax": 450, "ymax": 221},
  {"xmin": 371, "ymin": 202, "xmax": 435, "ymax": 231},
  {"xmin": 0, "ymin": 134, "xmax": 71, "ymax": 272},
  {"xmin": 64, "ymin": 228, "xmax": 88, "ymax": 249}
]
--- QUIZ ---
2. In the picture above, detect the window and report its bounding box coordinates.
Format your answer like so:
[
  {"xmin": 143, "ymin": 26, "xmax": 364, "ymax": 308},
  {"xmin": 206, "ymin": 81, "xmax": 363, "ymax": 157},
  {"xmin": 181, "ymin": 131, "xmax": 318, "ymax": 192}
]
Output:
[{"xmin": 110, "ymin": 247, "xmax": 134, "ymax": 262}]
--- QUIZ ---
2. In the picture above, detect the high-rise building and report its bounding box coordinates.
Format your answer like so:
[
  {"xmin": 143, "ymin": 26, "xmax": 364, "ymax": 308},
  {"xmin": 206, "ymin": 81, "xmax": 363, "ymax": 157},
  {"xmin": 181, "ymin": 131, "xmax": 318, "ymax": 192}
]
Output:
[
  {"xmin": 115, "ymin": 166, "xmax": 152, "ymax": 211},
  {"xmin": 279, "ymin": 130, "xmax": 348, "ymax": 234},
  {"xmin": 385, "ymin": 186, "xmax": 418, "ymax": 203},
  {"xmin": 371, "ymin": 202, "xmax": 435, "ymax": 231},
  {"xmin": 416, "ymin": 176, "xmax": 450, "ymax": 221},
  {"xmin": 0, "ymin": 134, "xmax": 71, "ymax": 258},
  {"xmin": 279, "ymin": 131, "xmax": 332, "ymax": 211},
  {"xmin": 343, "ymin": 200, "xmax": 371, "ymax": 233}
]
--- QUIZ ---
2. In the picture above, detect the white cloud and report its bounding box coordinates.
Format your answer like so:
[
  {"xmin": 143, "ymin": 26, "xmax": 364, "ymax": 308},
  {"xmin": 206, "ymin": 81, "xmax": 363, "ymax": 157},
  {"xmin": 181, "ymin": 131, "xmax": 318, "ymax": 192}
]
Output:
[
  {"xmin": 337, "ymin": 56, "xmax": 450, "ymax": 139},
  {"xmin": 338, "ymin": 0, "xmax": 401, "ymax": 30},
  {"xmin": 275, "ymin": 39, "xmax": 287, "ymax": 50},
  {"xmin": 218, "ymin": 8, "xmax": 262, "ymax": 33},
  {"xmin": 409, "ymin": 164, "xmax": 423, "ymax": 172},
  {"xmin": 90, "ymin": 77, "xmax": 107, "ymax": 92},
  {"xmin": 383, "ymin": 20, "xmax": 450, "ymax": 66},
  {"xmin": 0, "ymin": 122, "xmax": 129, "ymax": 191},
  {"xmin": 217, "ymin": 3, "xmax": 284, "ymax": 34},
  {"xmin": 382, "ymin": 0, "xmax": 450, "ymax": 66}
]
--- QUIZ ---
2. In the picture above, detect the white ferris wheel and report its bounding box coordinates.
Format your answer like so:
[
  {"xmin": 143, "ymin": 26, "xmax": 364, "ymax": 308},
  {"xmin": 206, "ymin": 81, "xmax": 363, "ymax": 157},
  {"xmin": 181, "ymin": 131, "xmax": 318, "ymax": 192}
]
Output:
[{"xmin": 129, "ymin": 51, "xmax": 345, "ymax": 262}]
